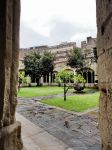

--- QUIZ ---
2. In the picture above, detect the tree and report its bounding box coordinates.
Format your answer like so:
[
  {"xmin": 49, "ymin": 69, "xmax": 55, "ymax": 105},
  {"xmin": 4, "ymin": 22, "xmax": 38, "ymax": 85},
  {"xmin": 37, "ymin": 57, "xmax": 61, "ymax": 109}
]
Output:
[
  {"xmin": 41, "ymin": 51, "xmax": 54, "ymax": 76},
  {"xmin": 18, "ymin": 71, "xmax": 26, "ymax": 91},
  {"xmin": 55, "ymin": 70, "xmax": 74, "ymax": 101},
  {"xmin": 74, "ymin": 74, "xmax": 86, "ymax": 92},
  {"xmin": 74, "ymin": 74, "xmax": 86, "ymax": 84},
  {"xmin": 24, "ymin": 52, "xmax": 42, "ymax": 86},
  {"xmin": 67, "ymin": 48, "xmax": 85, "ymax": 72},
  {"xmin": 24, "ymin": 52, "xmax": 54, "ymax": 86}
]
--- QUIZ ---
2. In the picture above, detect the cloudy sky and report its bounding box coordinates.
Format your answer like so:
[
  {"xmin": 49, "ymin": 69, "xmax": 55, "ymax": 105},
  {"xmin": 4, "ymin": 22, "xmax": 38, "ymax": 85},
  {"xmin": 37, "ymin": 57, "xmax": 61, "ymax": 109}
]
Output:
[{"xmin": 20, "ymin": 0, "xmax": 96, "ymax": 48}]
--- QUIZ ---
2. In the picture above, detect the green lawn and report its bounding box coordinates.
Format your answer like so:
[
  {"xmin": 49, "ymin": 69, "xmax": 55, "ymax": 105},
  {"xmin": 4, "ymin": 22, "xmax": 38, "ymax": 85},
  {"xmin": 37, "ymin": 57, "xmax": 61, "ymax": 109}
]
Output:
[
  {"xmin": 42, "ymin": 92, "xmax": 99, "ymax": 112},
  {"xmin": 18, "ymin": 86, "xmax": 98, "ymax": 98},
  {"xmin": 18, "ymin": 86, "xmax": 66, "ymax": 97},
  {"xmin": 18, "ymin": 86, "xmax": 99, "ymax": 112}
]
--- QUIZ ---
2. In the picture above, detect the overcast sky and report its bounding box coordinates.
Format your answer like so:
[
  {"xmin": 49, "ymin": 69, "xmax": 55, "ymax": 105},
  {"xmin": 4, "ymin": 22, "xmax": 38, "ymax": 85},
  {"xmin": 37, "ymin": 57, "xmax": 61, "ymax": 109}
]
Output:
[{"xmin": 20, "ymin": 0, "xmax": 96, "ymax": 48}]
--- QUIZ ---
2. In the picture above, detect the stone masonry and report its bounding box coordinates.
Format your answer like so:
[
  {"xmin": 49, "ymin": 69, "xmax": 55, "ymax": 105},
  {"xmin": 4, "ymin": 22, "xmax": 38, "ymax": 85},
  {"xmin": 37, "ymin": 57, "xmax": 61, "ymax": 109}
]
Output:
[
  {"xmin": 96, "ymin": 0, "xmax": 112, "ymax": 149},
  {"xmin": 19, "ymin": 42, "xmax": 76, "ymax": 73},
  {"xmin": 0, "ymin": 0, "xmax": 23, "ymax": 149}
]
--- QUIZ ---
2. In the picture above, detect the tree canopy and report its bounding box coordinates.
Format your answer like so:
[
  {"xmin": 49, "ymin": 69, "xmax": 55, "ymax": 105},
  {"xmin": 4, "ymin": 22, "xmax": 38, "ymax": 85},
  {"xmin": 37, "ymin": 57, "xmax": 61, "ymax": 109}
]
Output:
[
  {"xmin": 55, "ymin": 70, "xmax": 86, "ymax": 101},
  {"xmin": 55, "ymin": 70, "xmax": 74, "ymax": 84},
  {"xmin": 24, "ymin": 51, "xmax": 54, "ymax": 85},
  {"xmin": 40, "ymin": 51, "xmax": 54, "ymax": 76},
  {"xmin": 67, "ymin": 48, "xmax": 85, "ymax": 72},
  {"xmin": 74, "ymin": 74, "xmax": 86, "ymax": 84},
  {"xmin": 55, "ymin": 70, "xmax": 74, "ymax": 101}
]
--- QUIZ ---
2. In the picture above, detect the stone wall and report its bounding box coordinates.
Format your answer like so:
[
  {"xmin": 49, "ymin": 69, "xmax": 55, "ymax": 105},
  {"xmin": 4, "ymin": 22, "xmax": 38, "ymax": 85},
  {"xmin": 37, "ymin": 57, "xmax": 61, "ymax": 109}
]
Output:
[
  {"xmin": 0, "ymin": 0, "xmax": 23, "ymax": 149},
  {"xmin": 96, "ymin": 0, "xmax": 112, "ymax": 149},
  {"xmin": 81, "ymin": 37, "xmax": 97, "ymax": 82},
  {"xmin": 19, "ymin": 42, "xmax": 76, "ymax": 72}
]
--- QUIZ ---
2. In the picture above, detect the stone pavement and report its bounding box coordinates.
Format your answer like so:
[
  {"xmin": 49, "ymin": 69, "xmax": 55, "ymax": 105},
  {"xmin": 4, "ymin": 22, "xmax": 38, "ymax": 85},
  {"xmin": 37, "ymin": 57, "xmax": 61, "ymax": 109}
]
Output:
[
  {"xmin": 16, "ymin": 113, "xmax": 72, "ymax": 150},
  {"xmin": 17, "ymin": 98, "xmax": 101, "ymax": 150}
]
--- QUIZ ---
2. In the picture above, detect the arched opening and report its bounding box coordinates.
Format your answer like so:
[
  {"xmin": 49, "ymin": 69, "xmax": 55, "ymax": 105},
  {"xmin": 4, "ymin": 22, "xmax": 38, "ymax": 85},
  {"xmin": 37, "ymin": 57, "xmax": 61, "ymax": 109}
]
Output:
[
  {"xmin": 83, "ymin": 68, "xmax": 95, "ymax": 83},
  {"xmin": 63, "ymin": 69, "xmax": 74, "ymax": 72},
  {"xmin": 52, "ymin": 71, "xmax": 58, "ymax": 83}
]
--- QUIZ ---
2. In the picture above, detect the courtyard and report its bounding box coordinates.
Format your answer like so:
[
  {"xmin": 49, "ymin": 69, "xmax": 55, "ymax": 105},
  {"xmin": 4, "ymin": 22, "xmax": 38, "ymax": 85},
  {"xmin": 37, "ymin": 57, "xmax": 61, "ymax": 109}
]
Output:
[
  {"xmin": 17, "ymin": 86, "xmax": 101, "ymax": 149},
  {"xmin": 1, "ymin": 0, "xmax": 112, "ymax": 149}
]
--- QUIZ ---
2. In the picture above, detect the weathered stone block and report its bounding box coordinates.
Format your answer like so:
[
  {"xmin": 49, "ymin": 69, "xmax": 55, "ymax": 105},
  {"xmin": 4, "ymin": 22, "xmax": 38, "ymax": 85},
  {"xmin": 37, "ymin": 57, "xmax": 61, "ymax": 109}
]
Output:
[
  {"xmin": 0, "ymin": 121, "xmax": 23, "ymax": 150},
  {"xmin": 97, "ymin": 0, "xmax": 112, "ymax": 149},
  {"xmin": 0, "ymin": 0, "xmax": 23, "ymax": 149}
]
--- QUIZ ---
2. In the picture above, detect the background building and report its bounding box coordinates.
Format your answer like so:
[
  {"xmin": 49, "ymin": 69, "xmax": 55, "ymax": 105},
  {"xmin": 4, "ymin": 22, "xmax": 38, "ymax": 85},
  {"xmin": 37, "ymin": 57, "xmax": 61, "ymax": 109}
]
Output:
[
  {"xmin": 81, "ymin": 37, "xmax": 97, "ymax": 84},
  {"xmin": 19, "ymin": 37, "xmax": 97, "ymax": 85},
  {"xmin": 19, "ymin": 42, "xmax": 76, "ymax": 85}
]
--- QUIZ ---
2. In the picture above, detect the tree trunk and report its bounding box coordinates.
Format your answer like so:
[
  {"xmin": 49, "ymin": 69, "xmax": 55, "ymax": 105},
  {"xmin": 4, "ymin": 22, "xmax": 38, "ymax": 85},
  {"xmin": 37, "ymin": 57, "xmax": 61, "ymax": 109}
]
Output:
[{"xmin": 64, "ymin": 83, "xmax": 66, "ymax": 101}]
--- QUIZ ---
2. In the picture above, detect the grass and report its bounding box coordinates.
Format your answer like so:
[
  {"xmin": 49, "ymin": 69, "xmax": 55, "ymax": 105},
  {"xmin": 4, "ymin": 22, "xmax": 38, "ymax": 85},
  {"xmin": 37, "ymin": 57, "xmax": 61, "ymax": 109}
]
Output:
[
  {"xmin": 42, "ymin": 91, "xmax": 99, "ymax": 112},
  {"xmin": 18, "ymin": 86, "xmax": 99, "ymax": 112},
  {"xmin": 18, "ymin": 86, "xmax": 66, "ymax": 97},
  {"xmin": 18, "ymin": 86, "xmax": 98, "ymax": 98}
]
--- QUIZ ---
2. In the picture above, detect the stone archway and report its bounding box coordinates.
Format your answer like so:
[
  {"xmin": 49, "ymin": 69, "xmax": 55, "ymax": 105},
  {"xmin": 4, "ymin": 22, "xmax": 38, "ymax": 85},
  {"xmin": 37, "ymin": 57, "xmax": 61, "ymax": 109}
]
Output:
[
  {"xmin": 83, "ymin": 68, "xmax": 95, "ymax": 83},
  {"xmin": 0, "ymin": 0, "xmax": 112, "ymax": 150},
  {"xmin": 63, "ymin": 68, "xmax": 74, "ymax": 73},
  {"xmin": 52, "ymin": 71, "xmax": 58, "ymax": 83}
]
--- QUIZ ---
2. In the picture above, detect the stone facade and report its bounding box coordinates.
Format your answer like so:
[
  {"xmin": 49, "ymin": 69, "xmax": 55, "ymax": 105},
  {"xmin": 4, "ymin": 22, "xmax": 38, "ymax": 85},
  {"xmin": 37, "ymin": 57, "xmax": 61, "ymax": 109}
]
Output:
[
  {"xmin": 81, "ymin": 37, "xmax": 97, "ymax": 83},
  {"xmin": 96, "ymin": 0, "xmax": 112, "ymax": 149},
  {"xmin": 0, "ymin": 0, "xmax": 23, "ymax": 149},
  {"xmin": 19, "ymin": 42, "xmax": 76, "ymax": 72}
]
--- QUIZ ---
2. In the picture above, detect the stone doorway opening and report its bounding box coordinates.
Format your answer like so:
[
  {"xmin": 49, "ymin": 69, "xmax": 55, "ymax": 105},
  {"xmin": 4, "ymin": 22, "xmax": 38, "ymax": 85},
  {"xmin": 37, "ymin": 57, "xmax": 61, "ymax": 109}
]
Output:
[
  {"xmin": 0, "ymin": 0, "xmax": 112, "ymax": 150},
  {"xmin": 19, "ymin": 1, "xmax": 100, "ymax": 149}
]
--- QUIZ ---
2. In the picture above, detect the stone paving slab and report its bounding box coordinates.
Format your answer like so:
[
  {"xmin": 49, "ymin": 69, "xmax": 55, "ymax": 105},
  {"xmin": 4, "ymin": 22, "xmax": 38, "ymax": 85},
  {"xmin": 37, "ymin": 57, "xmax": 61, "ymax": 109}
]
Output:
[
  {"xmin": 16, "ymin": 113, "xmax": 72, "ymax": 150},
  {"xmin": 17, "ymin": 98, "xmax": 101, "ymax": 150}
]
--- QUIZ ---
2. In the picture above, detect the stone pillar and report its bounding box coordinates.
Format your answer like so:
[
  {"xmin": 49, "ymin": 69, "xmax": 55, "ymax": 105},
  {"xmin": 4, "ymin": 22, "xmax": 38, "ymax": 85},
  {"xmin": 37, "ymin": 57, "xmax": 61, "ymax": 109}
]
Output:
[
  {"xmin": 49, "ymin": 73, "xmax": 52, "ymax": 85},
  {"xmin": 96, "ymin": 0, "xmax": 112, "ymax": 149},
  {"xmin": 0, "ymin": 0, "xmax": 23, "ymax": 149},
  {"xmin": 49, "ymin": 73, "xmax": 50, "ymax": 85},
  {"xmin": 40, "ymin": 76, "xmax": 43, "ymax": 85}
]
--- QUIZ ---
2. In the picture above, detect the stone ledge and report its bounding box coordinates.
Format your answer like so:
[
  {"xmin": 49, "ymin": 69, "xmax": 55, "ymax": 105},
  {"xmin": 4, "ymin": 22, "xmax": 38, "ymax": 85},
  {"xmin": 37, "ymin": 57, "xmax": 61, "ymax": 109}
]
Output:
[{"xmin": 0, "ymin": 121, "xmax": 23, "ymax": 150}]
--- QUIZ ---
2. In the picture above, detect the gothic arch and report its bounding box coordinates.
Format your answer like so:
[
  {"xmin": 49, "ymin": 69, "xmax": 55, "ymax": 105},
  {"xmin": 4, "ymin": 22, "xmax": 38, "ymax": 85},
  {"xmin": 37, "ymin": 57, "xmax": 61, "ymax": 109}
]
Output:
[{"xmin": 83, "ymin": 68, "xmax": 95, "ymax": 83}]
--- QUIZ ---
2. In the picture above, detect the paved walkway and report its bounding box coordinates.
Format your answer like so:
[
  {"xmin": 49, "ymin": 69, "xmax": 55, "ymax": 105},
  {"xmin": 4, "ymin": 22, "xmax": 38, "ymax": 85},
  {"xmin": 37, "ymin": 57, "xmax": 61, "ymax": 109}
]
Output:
[
  {"xmin": 16, "ymin": 113, "xmax": 72, "ymax": 150},
  {"xmin": 17, "ymin": 97, "xmax": 101, "ymax": 150}
]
